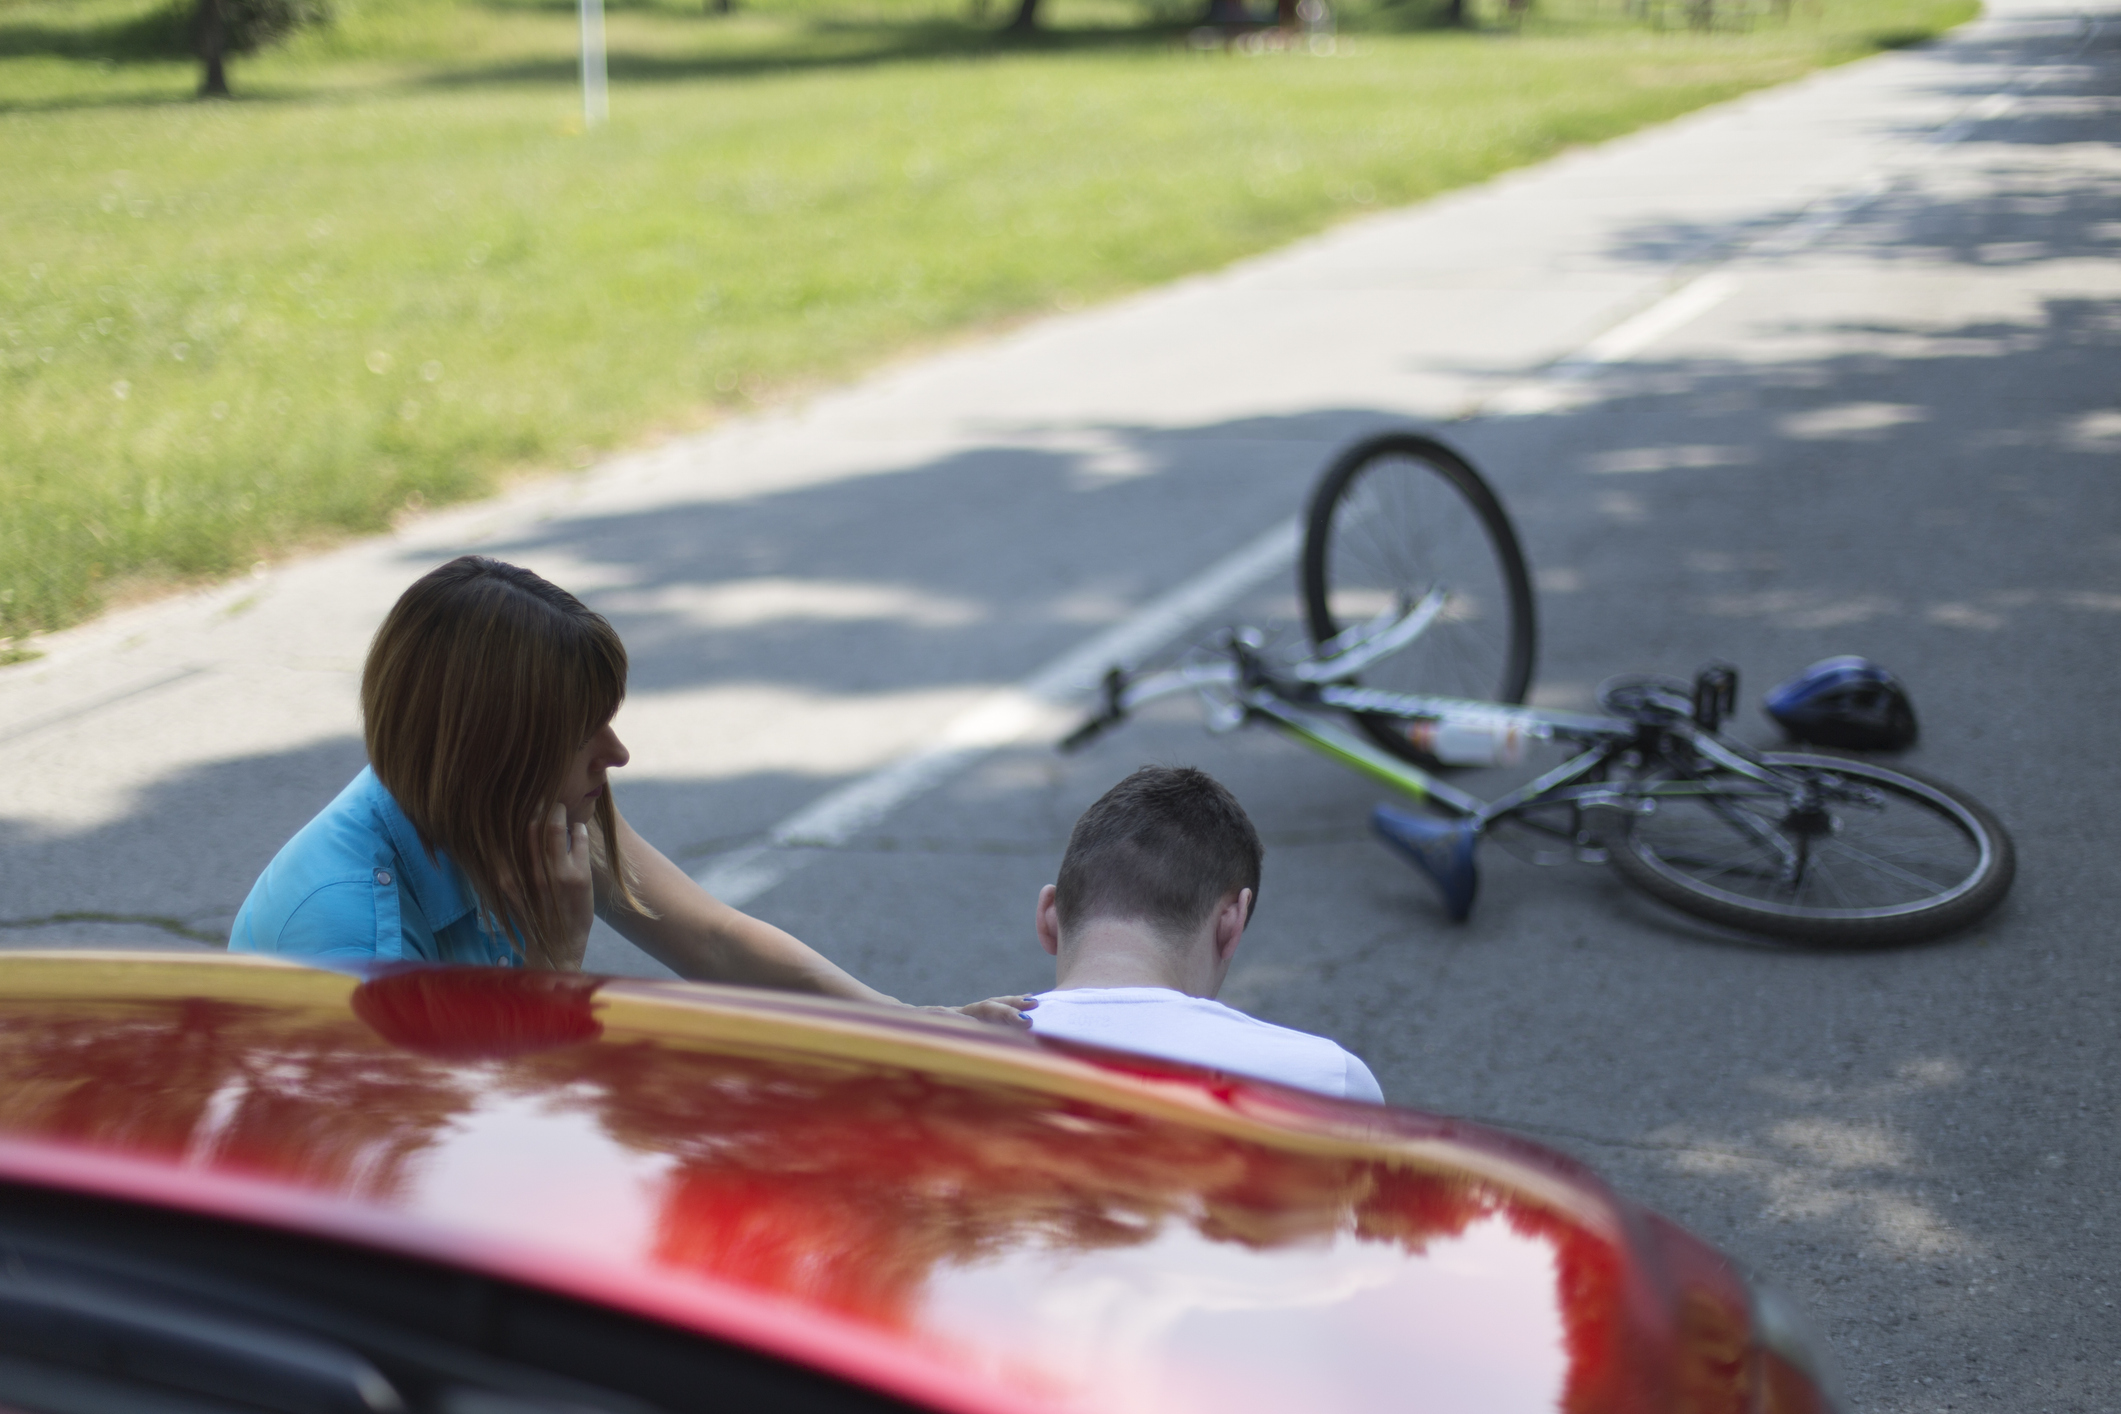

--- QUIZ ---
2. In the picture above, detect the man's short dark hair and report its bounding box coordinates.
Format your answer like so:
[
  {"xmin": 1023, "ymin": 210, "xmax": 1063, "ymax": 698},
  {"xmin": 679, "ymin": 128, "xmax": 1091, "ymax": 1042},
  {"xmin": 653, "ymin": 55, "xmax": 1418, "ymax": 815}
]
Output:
[{"xmin": 1055, "ymin": 766, "xmax": 1262, "ymax": 940}]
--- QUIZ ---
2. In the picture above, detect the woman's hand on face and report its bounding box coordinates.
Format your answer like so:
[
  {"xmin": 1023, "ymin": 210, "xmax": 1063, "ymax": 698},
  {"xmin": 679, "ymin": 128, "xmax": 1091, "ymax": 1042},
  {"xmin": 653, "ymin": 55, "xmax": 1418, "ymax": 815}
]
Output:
[{"xmin": 541, "ymin": 802, "xmax": 595, "ymax": 971}]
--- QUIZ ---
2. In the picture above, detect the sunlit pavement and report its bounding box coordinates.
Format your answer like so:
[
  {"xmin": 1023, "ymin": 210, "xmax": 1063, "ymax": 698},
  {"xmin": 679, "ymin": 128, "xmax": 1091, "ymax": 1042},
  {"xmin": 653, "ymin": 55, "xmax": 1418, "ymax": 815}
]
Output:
[{"xmin": 4, "ymin": 3, "xmax": 2117, "ymax": 1408}]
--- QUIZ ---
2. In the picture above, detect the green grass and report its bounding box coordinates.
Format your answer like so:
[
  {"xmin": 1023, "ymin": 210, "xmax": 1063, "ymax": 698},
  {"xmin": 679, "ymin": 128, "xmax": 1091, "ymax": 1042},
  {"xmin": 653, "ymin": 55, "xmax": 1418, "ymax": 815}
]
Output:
[{"xmin": 0, "ymin": 0, "xmax": 1974, "ymax": 639}]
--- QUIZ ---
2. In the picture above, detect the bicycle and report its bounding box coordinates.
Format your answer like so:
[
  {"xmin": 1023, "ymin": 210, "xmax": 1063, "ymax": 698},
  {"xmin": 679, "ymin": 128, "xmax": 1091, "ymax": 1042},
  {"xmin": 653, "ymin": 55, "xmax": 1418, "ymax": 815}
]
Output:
[{"xmin": 1059, "ymin": 431, "xmax": 2015, "ymax": 947}]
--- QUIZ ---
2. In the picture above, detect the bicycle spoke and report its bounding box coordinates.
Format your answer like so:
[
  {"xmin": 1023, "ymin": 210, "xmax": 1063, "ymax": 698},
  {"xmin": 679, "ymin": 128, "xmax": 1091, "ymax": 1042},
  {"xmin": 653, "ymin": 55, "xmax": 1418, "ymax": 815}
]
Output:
[
  {"xmin": 1812, "ymin": 830, "xmax": 1952, "ymax": 865},
  {"xmin": 1644, "ymin": 815, "xmax": 1787, "ymax": 885},
  {"xmin": 1813, "ymin": 835, "xmax": 1962, "ymax": 894},
  {"xmin": 1807, "ymin": 856, "xmax": 1857, "ymax": 911},
  {"xmin": 1665, "ymin": 849, "xmax": 1786, "ymax": 887}
]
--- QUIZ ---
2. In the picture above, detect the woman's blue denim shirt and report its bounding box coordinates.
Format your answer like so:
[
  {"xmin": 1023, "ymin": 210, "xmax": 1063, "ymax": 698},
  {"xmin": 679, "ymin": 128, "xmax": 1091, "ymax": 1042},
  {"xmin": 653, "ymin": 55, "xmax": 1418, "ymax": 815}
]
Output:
[{"xmin": 230, "ymin": 767, "xmax": 522, "ymax": 966}]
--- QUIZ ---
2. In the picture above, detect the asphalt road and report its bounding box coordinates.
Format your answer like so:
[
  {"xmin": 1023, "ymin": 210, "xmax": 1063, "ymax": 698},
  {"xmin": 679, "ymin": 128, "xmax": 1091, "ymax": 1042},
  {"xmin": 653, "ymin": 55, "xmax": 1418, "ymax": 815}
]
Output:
[{"xmin": 4, "ymin": 4, "xmax": 2116, "ymax": 1410}]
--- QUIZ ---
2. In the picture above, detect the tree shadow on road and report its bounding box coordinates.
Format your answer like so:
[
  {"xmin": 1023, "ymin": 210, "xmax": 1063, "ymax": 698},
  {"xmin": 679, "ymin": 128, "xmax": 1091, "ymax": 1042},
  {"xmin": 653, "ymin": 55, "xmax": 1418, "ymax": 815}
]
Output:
[{"xmin": 1599, "ymin": 13, "xmax": 2120, "ymax": 271}]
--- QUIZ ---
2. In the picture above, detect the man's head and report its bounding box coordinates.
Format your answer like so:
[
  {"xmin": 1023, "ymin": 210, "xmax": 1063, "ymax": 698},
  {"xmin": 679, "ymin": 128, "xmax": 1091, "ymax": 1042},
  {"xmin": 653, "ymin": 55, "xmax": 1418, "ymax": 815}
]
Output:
[{"xmin": 1036, "ymin": 767, "xmax": 1263, "ymax": 996}]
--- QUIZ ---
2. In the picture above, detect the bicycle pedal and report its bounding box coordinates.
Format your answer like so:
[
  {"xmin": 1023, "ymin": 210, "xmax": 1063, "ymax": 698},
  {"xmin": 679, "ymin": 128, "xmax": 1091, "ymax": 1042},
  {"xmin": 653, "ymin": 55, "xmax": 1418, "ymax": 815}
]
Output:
[{"xmin": 1370, "ymin": 806, "xmax": 1479, "ymax": 923}]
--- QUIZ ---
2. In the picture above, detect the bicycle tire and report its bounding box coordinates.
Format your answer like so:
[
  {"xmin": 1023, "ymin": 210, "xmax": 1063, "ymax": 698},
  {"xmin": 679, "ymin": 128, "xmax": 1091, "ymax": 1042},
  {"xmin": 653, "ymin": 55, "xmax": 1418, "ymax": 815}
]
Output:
[
  {"xmin": 1300, "ymin": 432, "xmax": 1537, "ymax": 767},
  {"xmin": 1609, "ymin": 751, "xmax": 2015, "ymax": 947}
]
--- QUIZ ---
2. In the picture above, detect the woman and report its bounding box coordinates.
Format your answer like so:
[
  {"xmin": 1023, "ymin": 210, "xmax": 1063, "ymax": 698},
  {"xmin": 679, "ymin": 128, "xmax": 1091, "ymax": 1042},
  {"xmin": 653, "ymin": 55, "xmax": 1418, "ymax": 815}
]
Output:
[{"xmin": 232, "ymin": 556, "xmax": 1031, "ymax": 1026}]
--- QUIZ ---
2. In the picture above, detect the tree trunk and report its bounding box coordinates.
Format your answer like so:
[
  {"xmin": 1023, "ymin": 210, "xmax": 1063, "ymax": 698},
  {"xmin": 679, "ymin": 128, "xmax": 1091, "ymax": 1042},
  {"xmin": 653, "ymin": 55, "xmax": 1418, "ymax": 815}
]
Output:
[
  {"xmin": 196, "ymin": 0, "xmax": 231, "ymax": 97},
  {"xmin": 1005, "ymin": 0, "xmax": 1040, "ymax": 31},
  {"xmin": 1440, "ymin": 0, "xmax": 1466, "ymax": 22}
]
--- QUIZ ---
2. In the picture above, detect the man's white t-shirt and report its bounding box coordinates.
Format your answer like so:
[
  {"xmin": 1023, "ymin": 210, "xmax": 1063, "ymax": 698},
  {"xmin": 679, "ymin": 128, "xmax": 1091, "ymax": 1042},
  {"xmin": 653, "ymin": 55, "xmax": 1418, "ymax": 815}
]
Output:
[{"xmin": 1026, "ymin": 987, "xmax": 1383, "ymax": 1103}]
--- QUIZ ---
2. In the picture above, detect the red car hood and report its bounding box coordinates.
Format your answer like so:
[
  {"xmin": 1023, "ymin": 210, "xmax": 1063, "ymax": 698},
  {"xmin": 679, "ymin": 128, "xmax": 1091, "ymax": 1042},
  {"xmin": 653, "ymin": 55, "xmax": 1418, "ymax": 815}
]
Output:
[{"xmin": 0, "ymin": 953, "xmax": 1760, "ymax": 1414}]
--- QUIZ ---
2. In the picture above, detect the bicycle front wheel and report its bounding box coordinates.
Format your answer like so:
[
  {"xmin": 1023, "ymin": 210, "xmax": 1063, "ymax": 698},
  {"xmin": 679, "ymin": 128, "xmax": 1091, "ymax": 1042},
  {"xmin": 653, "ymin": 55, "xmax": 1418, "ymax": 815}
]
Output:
[
  {"xmin": 1301, "ymin": 432, "xmax": 1536, "ymax": 766},
  {"xmin": 1610, "ymin": 751, "xmax": 2014, "ymax": 947}
]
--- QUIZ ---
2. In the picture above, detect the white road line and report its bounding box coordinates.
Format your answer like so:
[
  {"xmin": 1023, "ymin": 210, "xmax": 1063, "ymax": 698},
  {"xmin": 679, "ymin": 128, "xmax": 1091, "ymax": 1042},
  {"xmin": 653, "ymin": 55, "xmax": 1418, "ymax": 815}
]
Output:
[
  {"xmin": 695, "ymin": 517, "xmax": 1301, "ymax": 907},
  {"xmin": 1481, "ymin": 62, "xmax": 2057, "ymax": 422},
  {"xmin": 1748, "ymin": 172, "xmax": 1899, "ymax": 257},
  {"xmin": 1481, "ymin": 275, "xmax": 1744, "ymax": 417},
  {"xmin": 1573, "ymin": 274, "xmax": 1742, "ymax": 369},
  {"xmin": 1930, "ymin": 89, "xmax": 2023, "ymax": 146}
]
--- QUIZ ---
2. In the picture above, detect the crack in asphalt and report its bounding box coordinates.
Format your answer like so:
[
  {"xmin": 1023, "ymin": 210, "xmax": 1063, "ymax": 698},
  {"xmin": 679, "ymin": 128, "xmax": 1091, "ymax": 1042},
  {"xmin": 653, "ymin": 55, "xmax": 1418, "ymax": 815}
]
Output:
[
  {"xmin": 0, "ymin": 911, "xmax": 223, "ymax": 945},
  {"xmin": 0, "ymin": 666, "xmax": 208, "ymax": 747}
]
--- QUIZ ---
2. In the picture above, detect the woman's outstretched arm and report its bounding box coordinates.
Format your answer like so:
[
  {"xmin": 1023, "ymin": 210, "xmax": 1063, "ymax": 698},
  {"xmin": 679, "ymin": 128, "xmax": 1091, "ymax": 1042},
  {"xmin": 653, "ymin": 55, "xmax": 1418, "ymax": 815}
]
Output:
[
  {"xmin": 592, "ymin": 810, "xmax": 1031, "ymax": 1025},
  {"xmin": 594, "ymin": 810, "xmax": 893, "ymax": 1000}
]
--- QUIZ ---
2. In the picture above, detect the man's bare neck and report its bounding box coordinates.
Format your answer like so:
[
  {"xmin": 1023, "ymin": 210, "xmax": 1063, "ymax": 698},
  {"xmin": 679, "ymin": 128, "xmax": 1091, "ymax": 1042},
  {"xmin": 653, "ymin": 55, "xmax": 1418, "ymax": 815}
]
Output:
[{"xmin": 1052, "ymin": 917, "xmax": 1216, "ymax": 997}]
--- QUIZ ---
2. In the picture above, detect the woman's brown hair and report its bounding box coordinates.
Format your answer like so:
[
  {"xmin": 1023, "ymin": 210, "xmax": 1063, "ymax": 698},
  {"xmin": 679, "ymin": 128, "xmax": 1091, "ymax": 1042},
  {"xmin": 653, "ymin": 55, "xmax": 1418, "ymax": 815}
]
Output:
[{"xmin": 362, "ymin": 556, "xmax": 647, "ymax": 968}]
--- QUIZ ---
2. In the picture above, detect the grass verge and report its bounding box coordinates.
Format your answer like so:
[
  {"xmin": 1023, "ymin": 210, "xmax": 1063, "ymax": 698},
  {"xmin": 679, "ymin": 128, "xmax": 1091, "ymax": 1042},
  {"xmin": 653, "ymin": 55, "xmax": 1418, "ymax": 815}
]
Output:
[{"xmin": 0, "ymin": 0, "xmax": 1975, "ymax": 638}]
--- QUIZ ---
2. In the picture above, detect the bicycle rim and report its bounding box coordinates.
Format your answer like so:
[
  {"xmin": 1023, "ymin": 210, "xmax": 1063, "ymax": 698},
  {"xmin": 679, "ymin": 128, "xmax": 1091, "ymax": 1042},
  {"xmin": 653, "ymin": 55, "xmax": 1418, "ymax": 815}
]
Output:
[
  {"xmin": 1300, "ymin": 433, "xmax": 1535, "ymax": 764},
  {"xmin": 1613, "ymin": 752, "xmax": 2014, "ymax": 945}
]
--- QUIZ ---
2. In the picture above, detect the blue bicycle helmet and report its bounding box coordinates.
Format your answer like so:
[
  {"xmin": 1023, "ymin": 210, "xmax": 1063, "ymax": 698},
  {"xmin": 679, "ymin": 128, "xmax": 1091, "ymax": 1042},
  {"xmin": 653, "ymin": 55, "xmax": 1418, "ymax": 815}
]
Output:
[{"xmin": 1763, "ymin": 656, "xmax": 1918, "ymax": 751}]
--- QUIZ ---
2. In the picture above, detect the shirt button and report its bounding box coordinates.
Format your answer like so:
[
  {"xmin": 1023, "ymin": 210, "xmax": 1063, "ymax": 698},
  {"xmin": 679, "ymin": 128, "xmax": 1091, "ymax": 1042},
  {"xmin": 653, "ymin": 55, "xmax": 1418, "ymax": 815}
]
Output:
[{"xmin": 374, "ymin": 869, "xmax": 393, "ymax": 886}]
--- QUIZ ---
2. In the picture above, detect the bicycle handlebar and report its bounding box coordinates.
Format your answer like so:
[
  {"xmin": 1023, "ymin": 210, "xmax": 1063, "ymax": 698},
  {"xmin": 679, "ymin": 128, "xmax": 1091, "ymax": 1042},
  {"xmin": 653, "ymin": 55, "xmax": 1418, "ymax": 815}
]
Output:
[
  {"xmin": 1058, "ymin": 658, "xmax": 1247, "ymax": 752},
  {"xmin": 1288, "ymin": 590, "xmax": 1448, "ymax": 684}
]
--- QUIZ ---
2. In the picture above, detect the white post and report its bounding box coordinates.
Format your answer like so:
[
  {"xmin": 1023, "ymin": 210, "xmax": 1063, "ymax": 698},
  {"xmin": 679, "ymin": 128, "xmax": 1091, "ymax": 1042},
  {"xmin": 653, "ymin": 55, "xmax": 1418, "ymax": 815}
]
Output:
[{"xmin": 578, "ymin": 0, "xmax": 608, "ymax": 128}]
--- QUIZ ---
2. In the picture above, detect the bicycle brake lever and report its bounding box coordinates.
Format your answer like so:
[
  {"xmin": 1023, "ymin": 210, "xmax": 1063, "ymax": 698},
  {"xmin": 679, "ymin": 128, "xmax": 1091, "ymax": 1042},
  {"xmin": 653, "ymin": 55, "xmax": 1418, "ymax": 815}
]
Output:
[
  {"xmin": 1058, "ymin": 718, "xmax": 1109, "ymax": 753},
  {"xmin": 1058, "ymin": 666, "xmax": 1130, "ymax": 753}
]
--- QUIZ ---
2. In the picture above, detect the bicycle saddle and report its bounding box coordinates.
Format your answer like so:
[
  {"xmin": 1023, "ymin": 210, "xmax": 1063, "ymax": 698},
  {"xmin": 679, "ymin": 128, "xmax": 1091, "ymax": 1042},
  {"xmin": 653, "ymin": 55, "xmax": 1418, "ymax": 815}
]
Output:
[
  {"xmin": 1371, "ymin": 807, "xmax": 1479, "ymax": 922},
  {"xmin": 1596, "ymin": 674, "xmax": 1695, "ymax": 725}
]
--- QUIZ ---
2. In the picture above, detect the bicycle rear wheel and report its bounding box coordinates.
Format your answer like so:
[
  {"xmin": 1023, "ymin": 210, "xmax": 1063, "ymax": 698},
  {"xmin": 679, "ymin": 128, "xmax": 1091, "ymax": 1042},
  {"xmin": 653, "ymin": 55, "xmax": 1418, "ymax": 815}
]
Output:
[
  {"xmin": 1610, "ymin": 751, "xmax": 2014, "ymax": 946},
  {"xmin": 1301, "ymin": 432, "xmax": 1536, "ymax": 766}
]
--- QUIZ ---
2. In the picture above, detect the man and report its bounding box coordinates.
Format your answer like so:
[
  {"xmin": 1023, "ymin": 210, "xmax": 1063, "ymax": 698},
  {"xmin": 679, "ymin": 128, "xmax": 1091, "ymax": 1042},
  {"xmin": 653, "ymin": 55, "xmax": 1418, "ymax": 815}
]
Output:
[{"xmin": 1027, "ymin": 766, "xmax": 1383, "ymax": 1103}]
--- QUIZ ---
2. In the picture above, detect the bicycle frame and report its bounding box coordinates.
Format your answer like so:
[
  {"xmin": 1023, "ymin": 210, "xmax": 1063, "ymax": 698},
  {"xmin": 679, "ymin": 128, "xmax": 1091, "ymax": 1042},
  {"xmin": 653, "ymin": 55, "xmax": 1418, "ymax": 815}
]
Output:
[{"xmin": 1069, "ymin": 603, "xmax": 1830, "ymax": 869}]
